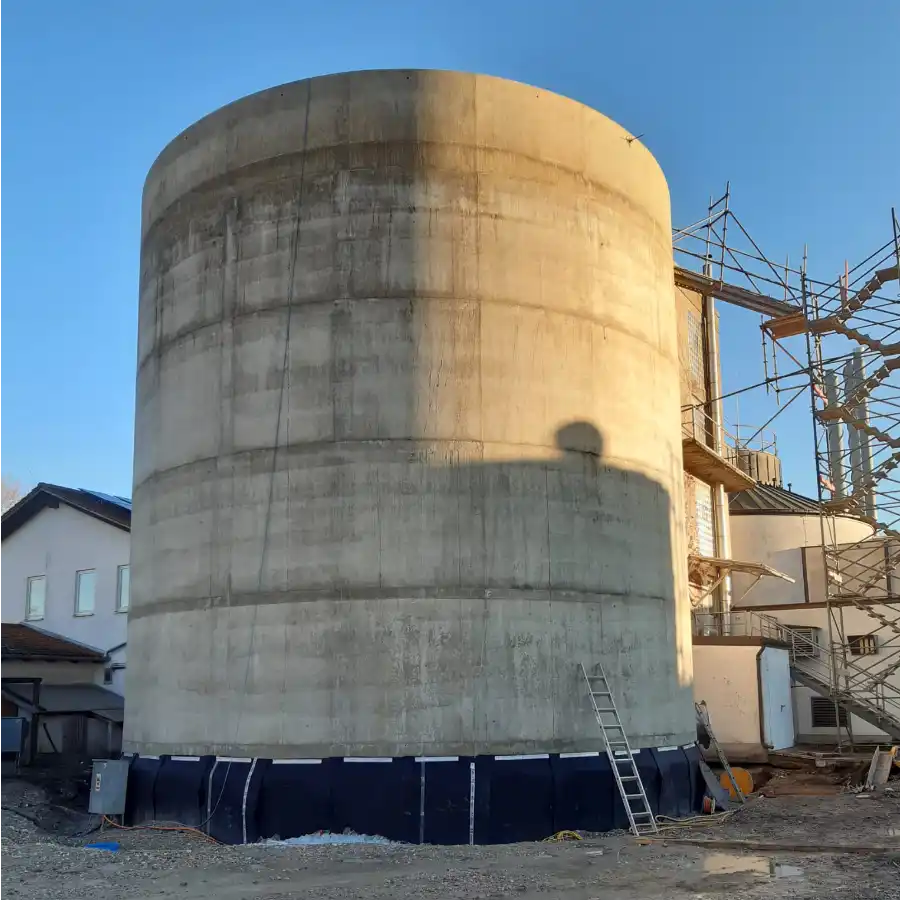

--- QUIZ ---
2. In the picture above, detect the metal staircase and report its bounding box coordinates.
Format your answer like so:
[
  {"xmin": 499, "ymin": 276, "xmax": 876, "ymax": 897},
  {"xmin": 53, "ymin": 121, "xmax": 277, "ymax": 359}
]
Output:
[{"xmin": 802, "ymin": 216, "xmax": 900, "ymax": 705}]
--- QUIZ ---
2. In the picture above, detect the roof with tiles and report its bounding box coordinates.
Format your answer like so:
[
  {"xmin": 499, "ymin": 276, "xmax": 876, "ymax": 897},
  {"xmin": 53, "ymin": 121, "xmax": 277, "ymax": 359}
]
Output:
[{"xmin": 1, "ymin": 623, "xmax": 106, "ymax": 662}]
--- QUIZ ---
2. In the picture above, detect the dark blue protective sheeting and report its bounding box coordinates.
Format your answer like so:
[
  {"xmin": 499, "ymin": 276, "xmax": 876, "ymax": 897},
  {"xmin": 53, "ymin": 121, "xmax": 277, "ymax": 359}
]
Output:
[
  {"xmin": 153, "ymin": 757, "xmax": 214, "ymax": 827},
  {"xmin": 207, "ymin": 759, "xmax": 270, "ymax": 844},
  {"xmin": 682, "ymin": 743, "xmax": 706, "ymax": 812},
  {"xmin": 550, "ymin": 754, "xmax": 615, "ymax": 833},
  {"xmin": 652, "ymin": 748, "xmax": 692, "ymax": 818},
  {"xmin": 124, "ymin": 756, "xmax": 161, "ymax": 825},
  {"xmin": 258, "ymin": 760, "xmax": 334, "ymax": 839},
  {"xmin": 632, "ymin": 749, "xmax": 661, "ymax": 816},
  {"xmin": 422, "ymin": 758, "xmax": 472, "ymax": 845},
  {"xmin": 144, "ymin": 743, "xmax": 698, "ymax": 844},
  {"xmin": 482, "ymin": 756, "xmax": 553, "ymax": 843},
  {"xmin": 332, "ymin": 758, "xmax": 420, "ymax": 843}
]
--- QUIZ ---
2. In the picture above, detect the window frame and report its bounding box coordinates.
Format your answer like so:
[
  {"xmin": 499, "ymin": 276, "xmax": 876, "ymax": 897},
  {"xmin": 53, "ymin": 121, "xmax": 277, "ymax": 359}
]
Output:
[
  {"xmin": 694, "ymin": 482, "xmax": 715, "ymax": 557},
  {"xmin": 116, "ymin": 564, "xmax": 130, "ymax": 613},
  {"xmin": 74, "ymin": 569, "xmax": 97, "ymax": 617},
  {"xmin": 687, "ymin": 310, "xmax": 705, "ymax": 386},
  {"xmin": 848, "ymin": 634, "xmax": 878, "ymax": 656},
  {"xmin": 25, "ymin": 575, "xmax": 47, "ymax": 621},
  {"xmin": 810, "ymin": 696, "xmax": 848, "ymax": 728}
]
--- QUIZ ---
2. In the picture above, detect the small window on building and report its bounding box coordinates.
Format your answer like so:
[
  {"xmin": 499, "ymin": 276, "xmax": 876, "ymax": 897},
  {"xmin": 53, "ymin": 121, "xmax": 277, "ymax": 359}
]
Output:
[
  {"xmin": 687, "ymin": 311, "xmax": 704, "ymax": 385},
  {"xmin": 848, "ymin": 634, "xmax": 878, "ymax": 655},
  {"xmin": 25, "ymin": 576, "xmax": 46, "ymax": 621},
  {"xmin": 75, "ymin": 569, "xmax": 96, "ymax": 616},
  {"xmin": 103, "ymin": 667, "xmax": 113, "ymax": 685},
  {"xmin": 786, "ymin": 626, "xmax": 819, "ymax": 658},
  {"xmin": 116, "ymin": 565, "xmax": 130, "ymax": 613},
  {"xmin": 810, "ymin": 697, "xmax": 848, "ymax": 728}
]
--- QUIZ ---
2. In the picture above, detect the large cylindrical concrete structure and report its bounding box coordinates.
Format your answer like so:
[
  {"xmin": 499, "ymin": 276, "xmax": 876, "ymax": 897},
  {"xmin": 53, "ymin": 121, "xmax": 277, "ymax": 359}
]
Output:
[{"xmin": 126, "ymin": 71, "xmax": 695, "ymax": 839}]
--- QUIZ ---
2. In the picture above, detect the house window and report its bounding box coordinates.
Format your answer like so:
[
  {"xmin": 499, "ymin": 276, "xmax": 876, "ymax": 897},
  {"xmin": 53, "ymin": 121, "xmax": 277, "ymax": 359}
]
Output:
[
  {"xmin": 103, "ymin": 667, "xmax": 113, "ymax": 685},
  {"xmin": 25, "ymin": 576, "xmax": 46, "ymax": 621},
  {"xmin": 786, "ymin": 626, "xmax": 819, "ymax": 658},
  {"xmin": 687, "ymin": 311, "xmax": 704, "ymax": 385},
  {"xmin": 116, "ymin": 565, "xmax": 130, "ymax": 613},
  {"xmin": 75, "ymin": 570, "xmax": 96, "ymax": 616},
  {"xmin": 848, "ymin": 634, "xmax": 878, "ymax": 655},
  {"xmin": 810, "ymin": 697, "xmax": 848, "ymax": 728}
]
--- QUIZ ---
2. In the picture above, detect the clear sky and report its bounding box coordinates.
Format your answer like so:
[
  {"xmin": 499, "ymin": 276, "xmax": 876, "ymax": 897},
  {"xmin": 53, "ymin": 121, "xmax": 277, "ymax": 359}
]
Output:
[{"xmin": 3, "ymin": 0, "xmax": 898, "ymax": 499}]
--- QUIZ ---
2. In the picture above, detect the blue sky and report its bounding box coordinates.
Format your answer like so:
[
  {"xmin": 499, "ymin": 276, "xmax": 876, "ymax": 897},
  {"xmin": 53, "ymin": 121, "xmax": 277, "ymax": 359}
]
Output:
[{"xmin": 3, "ymin": 0, "xmax": 898, "ymax": 499}]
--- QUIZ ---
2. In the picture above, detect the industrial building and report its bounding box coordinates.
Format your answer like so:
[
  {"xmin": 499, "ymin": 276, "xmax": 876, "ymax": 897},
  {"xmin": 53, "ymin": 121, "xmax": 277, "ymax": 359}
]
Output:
[
  {"xmin": 121, "ymin": 70, "xmax": 899, "ymax": 842},
  {"xmin": 681, "ymin": 191, "xmax": 900, "ymax": 759}
]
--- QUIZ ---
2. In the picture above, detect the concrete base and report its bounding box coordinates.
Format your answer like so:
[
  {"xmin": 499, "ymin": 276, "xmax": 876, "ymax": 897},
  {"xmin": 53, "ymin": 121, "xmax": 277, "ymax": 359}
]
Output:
[{"xmin": 125, "ymin": 744, "xmax": 704, "ymax": 844}]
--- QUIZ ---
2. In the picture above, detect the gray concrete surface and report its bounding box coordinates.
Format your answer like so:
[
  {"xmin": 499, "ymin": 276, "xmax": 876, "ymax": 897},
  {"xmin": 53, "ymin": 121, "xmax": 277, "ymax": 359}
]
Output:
[{"xmin": 126, "ymin": 70, "xmax": 693, "ymax": 757}]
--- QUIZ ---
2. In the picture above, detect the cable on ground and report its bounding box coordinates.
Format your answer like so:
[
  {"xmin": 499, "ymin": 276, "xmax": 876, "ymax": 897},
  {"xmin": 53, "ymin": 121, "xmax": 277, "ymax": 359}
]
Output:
[
  {"xmin": 100, "ymin": 815, "xmax": 220, "ymax": 844},
  {"xmin": 653, "ymin": 810, "xmax": 736, "ymax": 831}
]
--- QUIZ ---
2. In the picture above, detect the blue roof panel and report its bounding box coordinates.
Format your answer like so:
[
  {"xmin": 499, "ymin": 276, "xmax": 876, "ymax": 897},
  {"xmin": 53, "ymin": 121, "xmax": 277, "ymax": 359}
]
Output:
[{"xmin": 80, "ymin": 489, "xmax": 132, "ymax": 510}]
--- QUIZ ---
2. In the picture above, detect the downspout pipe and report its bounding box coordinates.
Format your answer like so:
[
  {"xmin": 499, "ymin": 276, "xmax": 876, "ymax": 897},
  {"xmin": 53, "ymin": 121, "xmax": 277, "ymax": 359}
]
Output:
[{"xmin": 703, "ymin": 282, "xmax": 732, "ymax": 630}]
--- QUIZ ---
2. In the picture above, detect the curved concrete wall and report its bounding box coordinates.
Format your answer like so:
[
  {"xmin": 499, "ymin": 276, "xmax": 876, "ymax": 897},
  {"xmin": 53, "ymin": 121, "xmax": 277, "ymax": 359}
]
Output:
[
  {"xmin": 125, "ymin": 70, "xmax": 691, "ymax": 757},
  {"xmin": 730, "ymin": 512, "xmax": 874, "ymax": 606}
]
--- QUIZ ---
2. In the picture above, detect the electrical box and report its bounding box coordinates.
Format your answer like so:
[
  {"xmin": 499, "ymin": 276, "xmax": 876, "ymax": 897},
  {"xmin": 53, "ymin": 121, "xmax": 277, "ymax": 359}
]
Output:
[
  {"xmin": 1, "ymin": 717, "xmax": 26, "ymax": 756},
  {"xmin": 89, "ymin": 758, "xmax": 130, "ymax": 815}
]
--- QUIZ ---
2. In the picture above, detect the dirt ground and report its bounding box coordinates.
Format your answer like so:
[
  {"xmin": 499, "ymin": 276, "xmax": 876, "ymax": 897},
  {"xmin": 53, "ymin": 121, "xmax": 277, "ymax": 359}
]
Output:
[{"xmin": 2, "ymin": 776, "xmax": 899, "ymax": 899}]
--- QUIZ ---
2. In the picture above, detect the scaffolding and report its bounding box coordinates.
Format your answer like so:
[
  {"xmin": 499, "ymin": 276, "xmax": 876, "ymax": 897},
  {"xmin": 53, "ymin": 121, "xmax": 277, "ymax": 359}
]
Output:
[{"xmin": 674, "ymin": 189, "xmax": 900, "ymax": 746}]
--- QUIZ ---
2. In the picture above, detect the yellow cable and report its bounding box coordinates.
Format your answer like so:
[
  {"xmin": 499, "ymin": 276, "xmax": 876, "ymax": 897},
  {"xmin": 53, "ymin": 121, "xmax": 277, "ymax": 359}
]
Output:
[{"xmin": 543, "ymin": 829, "xmax": 583, "ymax": 842}]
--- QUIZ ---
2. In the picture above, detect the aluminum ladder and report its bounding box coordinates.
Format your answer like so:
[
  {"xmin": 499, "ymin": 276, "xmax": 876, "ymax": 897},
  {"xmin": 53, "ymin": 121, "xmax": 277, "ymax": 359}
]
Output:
[
  {"xmin": 580, "ymin": 663, "xmax": 657, "ymax": 836},
  {"xmin": 695, "ymin": 700, "xmax": 745, "ymax": 803}
]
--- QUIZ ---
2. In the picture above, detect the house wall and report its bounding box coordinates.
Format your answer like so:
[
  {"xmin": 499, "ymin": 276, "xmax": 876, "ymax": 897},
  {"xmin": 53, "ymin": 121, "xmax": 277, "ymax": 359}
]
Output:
[
  {"xmin": 692, "ymin": 643, "xmax": 765, "ymax": 760},
  {"xmin": 676, "ymin": 286, "xmax": 707, "ymax": 562},
  {"xmin": 730, "ymin": 512, "xmax": 874, "ymax": 605},
  {"xmin": 675, "ymin": 283, "xmax": 726, "ymax": 612},
  {"xmin": 730, "ymin": 510, "xmax": 896, "ymax": 742},
  {"xmin": 35, "ymin": 714, "xmax": 121, "ymax": 756},
  {"xmin": 693, "ymin": 642, "xmax": 794, "ymax": 760},
  {"xmin": 1, "ymin": 660, "xmax": 105, "ymax": 685},
  {"xmin": 1, "ymin": 504, "xmax": 130, "ymax": 694}
]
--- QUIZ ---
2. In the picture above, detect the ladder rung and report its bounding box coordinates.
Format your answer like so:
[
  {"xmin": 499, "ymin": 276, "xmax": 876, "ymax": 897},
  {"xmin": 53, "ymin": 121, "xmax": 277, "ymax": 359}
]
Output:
[
  {"xmin": 590, "ymin": 690, "xmax": 612, "ymax": 696},
  {"xmin": 620, "ymin": 775, "xmax": 639, "ymax": 781},
  {"xmin": 624, "ymin": 793, "xmax": 645, "ymax": 800},
  {"xmin": 630, "ymin": 810, "xmax": 654, "ymax": 818},
  {"xmin": 594, "ymin": 707, "xmax": 617, "ymax": 712}
]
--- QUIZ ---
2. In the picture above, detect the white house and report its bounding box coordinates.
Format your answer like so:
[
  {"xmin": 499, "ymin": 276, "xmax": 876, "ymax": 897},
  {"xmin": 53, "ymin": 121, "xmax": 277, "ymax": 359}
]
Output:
[{"xmin": 1, "ymin": 484, "xmax": 131, "ymax": 758}]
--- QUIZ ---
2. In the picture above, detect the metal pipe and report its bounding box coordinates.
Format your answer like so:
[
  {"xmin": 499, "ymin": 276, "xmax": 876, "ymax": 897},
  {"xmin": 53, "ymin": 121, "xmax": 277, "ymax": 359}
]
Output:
[
  {"xmin": 704, "ymin": 289, "xmax": 732, "ymax": 628},
  {"xmin": 849, "ymin": 350, "xmax": 876, "ymax": 519},
  {"xmin": 844, "ymin": 356, "xmax": 864, "ymax": 501},
  {"xmin": 824, "ymin": 371, "xmax": 847, "ymax": 499}
]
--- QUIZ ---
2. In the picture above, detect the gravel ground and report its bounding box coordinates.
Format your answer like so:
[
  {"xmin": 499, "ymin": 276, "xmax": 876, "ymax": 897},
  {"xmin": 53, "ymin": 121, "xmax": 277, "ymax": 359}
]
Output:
[{"xmin": 3, "ymin": 779, "xmax": 899, "ymax": 899}]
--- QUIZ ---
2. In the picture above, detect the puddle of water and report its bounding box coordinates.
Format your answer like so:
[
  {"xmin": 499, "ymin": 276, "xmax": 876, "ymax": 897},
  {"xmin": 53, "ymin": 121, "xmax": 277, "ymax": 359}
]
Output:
[
  {"xmin": 772, "ymin": 864, "xmax": 805, "ymax": 878},
  {"xmin": 702, "ymin": 853, "xmax": 804, "ymax": 879}
]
